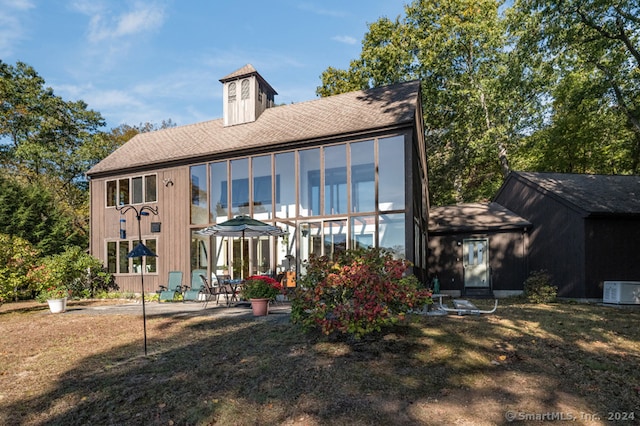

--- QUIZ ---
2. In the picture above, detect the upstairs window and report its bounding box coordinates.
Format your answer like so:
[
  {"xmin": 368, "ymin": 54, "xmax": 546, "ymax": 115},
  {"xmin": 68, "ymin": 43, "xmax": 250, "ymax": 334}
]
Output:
[{"xmin": 106, "ymin": 174, "xmax": 157, "ymax": 207}]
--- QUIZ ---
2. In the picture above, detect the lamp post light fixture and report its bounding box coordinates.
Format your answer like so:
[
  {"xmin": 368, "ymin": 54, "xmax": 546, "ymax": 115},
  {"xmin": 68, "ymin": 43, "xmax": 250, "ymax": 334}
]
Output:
[{"xmin": 115, "ymin": 204, "xmax": 158, "ymax": 356}]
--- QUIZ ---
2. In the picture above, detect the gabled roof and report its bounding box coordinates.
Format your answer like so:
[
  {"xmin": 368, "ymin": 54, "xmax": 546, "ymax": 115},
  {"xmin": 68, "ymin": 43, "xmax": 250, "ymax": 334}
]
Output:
[
  {"xmin": 500, "ymin": 171, "xmax": 640, "ymax": 215},
  {"xmin": 429, "ymin": 202, "xmax": 531, "ymax": 234},
  {"xmin": 87, "ymin": 80, "xmax": 420, "ymax": 177}
]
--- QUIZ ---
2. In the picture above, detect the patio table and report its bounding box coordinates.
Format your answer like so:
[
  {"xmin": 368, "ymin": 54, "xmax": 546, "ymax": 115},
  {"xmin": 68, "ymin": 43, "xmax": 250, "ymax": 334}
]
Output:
[{"xmin": 222, "ymin": 278, "xmax": 243, "ymax": 306}]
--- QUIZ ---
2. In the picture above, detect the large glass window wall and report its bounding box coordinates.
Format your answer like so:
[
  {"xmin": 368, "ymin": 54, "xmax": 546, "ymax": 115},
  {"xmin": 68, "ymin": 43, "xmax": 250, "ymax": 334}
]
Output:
[{"xmin": 189, "ymin": 135, "xmax": 409, "ymax": 279}]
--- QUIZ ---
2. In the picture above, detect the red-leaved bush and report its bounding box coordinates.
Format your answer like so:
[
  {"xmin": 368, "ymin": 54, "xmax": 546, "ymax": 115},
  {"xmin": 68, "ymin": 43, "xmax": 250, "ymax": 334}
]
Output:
[{"xmin": 291, "ymin": 248, "xmax": 432, "ymax": 339}]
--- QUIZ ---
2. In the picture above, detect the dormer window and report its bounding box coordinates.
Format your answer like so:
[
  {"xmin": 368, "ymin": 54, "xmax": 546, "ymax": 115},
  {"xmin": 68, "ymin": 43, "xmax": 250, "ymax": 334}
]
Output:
[
  {"xmin": 228, "ymin": 82, "xmax": 236, "ymax": 102},
  {"xmin": 241, "ymin": 79, "xmax": 250, "ymax": 100}
]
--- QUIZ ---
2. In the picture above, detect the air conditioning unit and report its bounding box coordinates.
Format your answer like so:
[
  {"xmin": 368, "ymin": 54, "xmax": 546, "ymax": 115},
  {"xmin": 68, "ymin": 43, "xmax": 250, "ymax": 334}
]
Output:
[{"xmin": 603, "ymin": 281, "xmax": 640, "ymax": 305}]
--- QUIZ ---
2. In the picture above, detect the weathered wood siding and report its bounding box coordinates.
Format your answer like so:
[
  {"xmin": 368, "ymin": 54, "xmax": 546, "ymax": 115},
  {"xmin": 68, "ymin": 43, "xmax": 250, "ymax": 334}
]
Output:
[{"xmin": 90, "ymin": 166, "xmax": 192, "ymax": 293}]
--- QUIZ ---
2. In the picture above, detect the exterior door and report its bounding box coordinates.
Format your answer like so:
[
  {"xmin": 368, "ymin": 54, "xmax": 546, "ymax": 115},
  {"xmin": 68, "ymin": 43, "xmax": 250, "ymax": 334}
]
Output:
[{"xmin": 463, "ymin": 238, "xmax": 490, "ymax": 288}]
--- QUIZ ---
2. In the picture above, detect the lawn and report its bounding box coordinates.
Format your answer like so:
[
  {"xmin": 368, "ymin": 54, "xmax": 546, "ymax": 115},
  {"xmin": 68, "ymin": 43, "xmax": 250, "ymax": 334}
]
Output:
[{"xmin": 0, "ymin": 299, "xmax": 638, "ymax": 425}]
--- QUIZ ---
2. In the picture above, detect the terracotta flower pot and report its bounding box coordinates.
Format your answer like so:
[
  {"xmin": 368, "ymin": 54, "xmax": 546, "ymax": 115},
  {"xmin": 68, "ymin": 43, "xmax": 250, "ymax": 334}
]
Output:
[{"xmin": 250, "ymin": 298, "xmax": 269, "ymax": 316}]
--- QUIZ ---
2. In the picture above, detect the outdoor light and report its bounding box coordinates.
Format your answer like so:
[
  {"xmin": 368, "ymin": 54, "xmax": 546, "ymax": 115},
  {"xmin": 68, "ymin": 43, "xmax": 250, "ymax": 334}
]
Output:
[{"xmin": 119, "ymin": 218, "xmax": 126, "ymax": 239}]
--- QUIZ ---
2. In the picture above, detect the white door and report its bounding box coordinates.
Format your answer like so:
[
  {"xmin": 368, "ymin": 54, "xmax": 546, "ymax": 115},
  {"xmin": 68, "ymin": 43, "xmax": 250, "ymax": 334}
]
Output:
[{"xmin": 463, "ymin": 239, "xmax": 490, "ymax": 288}]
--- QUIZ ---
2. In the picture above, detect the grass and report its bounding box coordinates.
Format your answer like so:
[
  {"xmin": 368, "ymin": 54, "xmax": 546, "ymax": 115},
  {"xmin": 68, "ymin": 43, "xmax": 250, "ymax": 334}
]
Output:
[{"xmin": 0, "ymin": 299, "xmax": 638, "ymax": 425}]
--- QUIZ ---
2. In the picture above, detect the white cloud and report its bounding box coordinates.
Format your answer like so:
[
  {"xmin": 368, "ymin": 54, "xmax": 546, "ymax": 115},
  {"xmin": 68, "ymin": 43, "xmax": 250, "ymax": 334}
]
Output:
[
  {"xmin": 1, "ymin": 0, "xmax": 33, "ymax": 10},
  {"xmin": 0, "ymin": 0, "xmax": 34, "ymax": 56},
  {"xmin": 71, "ymin": 0, "xmax": 166, "ymax": 43},
  {"xmin": 55, "ymin": 71, "xmax": 219, "ymax": 127},
  {"xmin": 332, "ymin": 35, "xmax": 357, "ymax": 45}
]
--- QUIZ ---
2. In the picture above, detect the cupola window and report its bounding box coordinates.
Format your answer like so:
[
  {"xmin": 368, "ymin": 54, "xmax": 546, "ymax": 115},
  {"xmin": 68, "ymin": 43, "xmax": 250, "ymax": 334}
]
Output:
[
  {"xmin": 228, "ymin": 82, "xmax": 236, "ymax": 102},
  {"xmin": 241, "ymin": 79, "xmax": 250, "ymax": 100}
]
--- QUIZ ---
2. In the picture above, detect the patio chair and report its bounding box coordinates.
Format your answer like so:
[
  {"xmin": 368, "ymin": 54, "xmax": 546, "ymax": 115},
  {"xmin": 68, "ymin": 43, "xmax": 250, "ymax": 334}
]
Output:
[
  {"xmin": 158, "ymin": 271, "xmax": 183, "ymax": 302},
  {"xmin": 201, "ymin": 274, "xmax": 223, "ymax": 308},
  {"xmin": 183, "ymin": 269, "xmax": 207, "ymax": 302}
]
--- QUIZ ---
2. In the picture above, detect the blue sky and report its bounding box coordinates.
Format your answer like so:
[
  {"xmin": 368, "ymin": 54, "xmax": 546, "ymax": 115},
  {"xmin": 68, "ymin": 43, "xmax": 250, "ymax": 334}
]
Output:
[{"xmin": 1, "ymin": 0, "xmax": 406, "ymax": 129}]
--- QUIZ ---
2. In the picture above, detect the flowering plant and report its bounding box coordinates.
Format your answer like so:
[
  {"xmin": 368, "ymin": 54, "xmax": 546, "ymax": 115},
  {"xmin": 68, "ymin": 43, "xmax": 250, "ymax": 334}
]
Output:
[
  {"xmin": 291, "ymin": 248, "xmax": 433, "ymax": 339},
  {"xmin": 36, "ymin": 285, "xmax": 70, "ymax": 302},
  {"xmin": 28, "ymin": 262, "xmax": 71, "ymax": 302},
  {"xmin": 241, "ymin": 275, "xmax": 282, "ymax": 300}
]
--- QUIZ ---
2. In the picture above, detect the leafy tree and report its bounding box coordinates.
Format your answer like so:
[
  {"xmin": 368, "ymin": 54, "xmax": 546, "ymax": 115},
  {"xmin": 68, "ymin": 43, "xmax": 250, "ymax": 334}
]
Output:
[
  {"xmin": 508, "ymin": 0, "xmax": 640, "ymax": 173},
  {"xmin": 0, "ymin": 61, "xmax": 105, "ymax": 189},
  {"xmin": 513, "ymin": 69, "xmax": 635, "ymax": 173},
  {"xmin": 319, "ymin": 0, "xmax": 640, "ymax": 203},
  {"xmin": 0, "ymin": 61, "xmax": 176, "ymax": 247},
  {"xmin": 0, "ymin": 175, "xmax": 81, "ymax": 254},
  {"xmin": 318, "ymin": 1, "xmax": 521, "ymax": 204},
  {"xmin": 0, "ymin": 60, "xmax": 107, "ymax": 244}
]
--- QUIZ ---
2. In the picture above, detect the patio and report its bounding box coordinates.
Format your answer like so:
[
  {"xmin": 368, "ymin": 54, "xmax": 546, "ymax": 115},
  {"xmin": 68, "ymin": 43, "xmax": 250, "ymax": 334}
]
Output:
[{"xmin": 61, "ymin": 299, "xmax": 292, "ymax": 320}]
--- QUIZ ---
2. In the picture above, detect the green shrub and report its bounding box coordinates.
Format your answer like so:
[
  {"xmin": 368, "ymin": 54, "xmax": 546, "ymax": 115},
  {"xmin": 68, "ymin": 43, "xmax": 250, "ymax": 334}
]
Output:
[
  {"xmin": 0, "ymin": 234, "xmax": 40, "ymax": 303},
  {"xmin": 291, "ymin": 248, "xmax": 432, "ymax": 339},
  {"xmin": 28, "ymin": 246, "xmax": 117, "ymax": 300},
  {"xmin": 523, "ymin": 270, "xmax": 557, "ymax": 303}
]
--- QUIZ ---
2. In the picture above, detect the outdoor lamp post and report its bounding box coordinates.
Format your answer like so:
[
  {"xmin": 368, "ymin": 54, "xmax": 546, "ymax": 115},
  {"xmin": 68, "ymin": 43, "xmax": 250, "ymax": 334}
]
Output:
[{"xmin": 115, "ymin": 204, "xmax": 158, "ymax": 356}]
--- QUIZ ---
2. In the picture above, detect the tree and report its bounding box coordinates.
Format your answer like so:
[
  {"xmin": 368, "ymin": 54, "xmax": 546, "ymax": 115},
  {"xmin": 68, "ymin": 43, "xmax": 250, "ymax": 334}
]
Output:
[
  {"xmin": 0, "ymin": 176, "xmax": 81, "ymax": 255},
  {"xmin": 513, "ymin": 68, "xmax": 635, "ymax": 174},
  {"xmin": 318, "ymin": 0, "xmax": 640, "ymax": 204},
  {"xmin": 508, "ymin": 0, "xmax": 640, "ymax": 173},
  {"xmin": 0, "ymin": 60, "xmax": 106, "ymax": 240},
  {"xmin": 0, "ymin": 61, "xmax": 176, "ymax": 247},
  {"xmin": 318, "ymin": 0, "xmax": 520, "ymax": 204},
  {"xmin": 0, "ymin": 61, "xmax": 106, "ymax": 186}
]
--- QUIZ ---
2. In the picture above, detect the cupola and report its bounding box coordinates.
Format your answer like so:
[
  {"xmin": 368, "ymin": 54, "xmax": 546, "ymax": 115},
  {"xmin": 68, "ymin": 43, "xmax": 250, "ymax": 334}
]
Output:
[{"xmin": 219, "ymin": 64, "xmax": 277, "ymax": 127}]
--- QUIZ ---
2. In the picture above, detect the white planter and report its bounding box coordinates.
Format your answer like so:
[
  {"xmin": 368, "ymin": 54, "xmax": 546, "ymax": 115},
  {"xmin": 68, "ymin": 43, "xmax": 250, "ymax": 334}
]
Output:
[{"xmin": 47, "ymin": 298, "xmax": 67, "ymax": 313}]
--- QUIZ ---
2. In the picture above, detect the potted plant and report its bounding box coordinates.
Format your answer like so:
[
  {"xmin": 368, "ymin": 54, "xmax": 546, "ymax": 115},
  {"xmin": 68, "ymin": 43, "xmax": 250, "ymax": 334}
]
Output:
[
  {"xmin": 241, "ymin": 275, "xmax": 282, "ymax": 316},
  {"xmin": 36, "ymin": 285, "xmax": 71, "ymax": 313}
]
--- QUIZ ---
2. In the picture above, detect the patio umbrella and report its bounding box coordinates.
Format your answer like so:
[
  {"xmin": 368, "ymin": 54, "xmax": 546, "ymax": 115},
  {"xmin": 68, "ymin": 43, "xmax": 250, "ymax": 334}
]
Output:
[
  {"xmin": 197, "ymin": 215, "xmax": 286, "ymax": 238},
  {"xmin": 197, "ymin": 216, "xmax": 286, "ymax": 277}
]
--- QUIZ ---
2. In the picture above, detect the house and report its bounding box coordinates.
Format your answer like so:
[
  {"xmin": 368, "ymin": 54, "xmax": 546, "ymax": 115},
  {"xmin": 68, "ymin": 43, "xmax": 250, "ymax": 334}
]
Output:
[
  {"xmin": 494, "ymin": 171, "xmax": 640, "ymax": 299},
  {"xmin": 427, "ymin": 202, "xmax": 531, "ymax": 298},
  {"xmin": 86, "ymin": 65, "xmax": 430, "ymax": 293}
]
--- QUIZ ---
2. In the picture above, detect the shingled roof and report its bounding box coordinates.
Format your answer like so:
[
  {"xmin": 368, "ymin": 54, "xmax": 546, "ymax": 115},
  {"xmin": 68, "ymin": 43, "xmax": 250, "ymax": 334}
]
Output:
[
  {"xmin": 429, "ymin": 202, "xmax": 531, "ymax": 234},
  {"xmin": 87, "ymin": 80, "xmax": 420, "ymax": 177},
  {"xmin": 219, "ymin": 64, "xmax": 277, "ymax": 95},
  {"xmin": 504, "ymin": 171, "xmax": 640, "ymax": 215}
]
